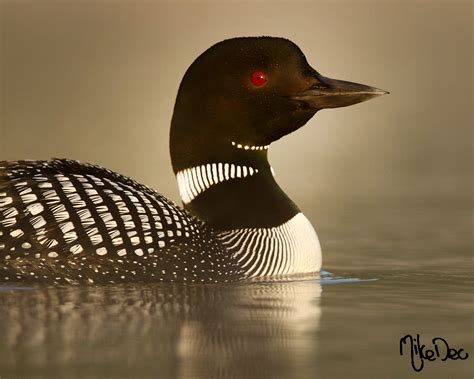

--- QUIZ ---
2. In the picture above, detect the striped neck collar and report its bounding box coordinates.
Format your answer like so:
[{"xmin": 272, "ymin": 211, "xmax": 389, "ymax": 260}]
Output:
[{"xmin": 176, "ymin": 163, "xmax": 258, "ymax": 204}]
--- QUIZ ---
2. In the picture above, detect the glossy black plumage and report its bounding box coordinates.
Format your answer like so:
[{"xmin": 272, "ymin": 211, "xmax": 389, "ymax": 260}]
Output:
[{"xmin": 0, "ymin": 37, "xmax": 386, "ymax": 283}]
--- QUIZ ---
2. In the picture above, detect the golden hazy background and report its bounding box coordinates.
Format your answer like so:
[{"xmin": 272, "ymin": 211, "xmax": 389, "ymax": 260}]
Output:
[{"xmin": 0, "ymin": 0, "xmax": 472, "ymax": 215}]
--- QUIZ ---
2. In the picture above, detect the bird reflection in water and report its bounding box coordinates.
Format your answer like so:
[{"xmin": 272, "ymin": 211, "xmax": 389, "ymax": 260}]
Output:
[{"xmin": 0, "ymin": 277, "xmax": 321, "ymax": 378}]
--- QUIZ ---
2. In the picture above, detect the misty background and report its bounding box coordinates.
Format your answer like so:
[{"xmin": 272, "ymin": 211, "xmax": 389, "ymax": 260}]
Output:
[
  {"xmin": 0, "ymin": 0, "xmax": 472, "ymax": 268},
  {"xmin": 1, "ymin": 3, "xmax": 472, "ymax": 377}
]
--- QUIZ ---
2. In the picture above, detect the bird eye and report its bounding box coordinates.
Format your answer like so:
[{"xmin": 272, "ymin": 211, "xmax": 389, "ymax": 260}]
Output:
[{"xmin": 251, "ymin": 71, "xmax": 267, "ymax": 87}]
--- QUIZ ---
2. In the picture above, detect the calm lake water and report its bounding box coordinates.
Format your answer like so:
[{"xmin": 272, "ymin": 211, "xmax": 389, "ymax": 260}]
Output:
[{"xmin": 0, "ymin": 195, "xmax": 472, "ymax": 379}]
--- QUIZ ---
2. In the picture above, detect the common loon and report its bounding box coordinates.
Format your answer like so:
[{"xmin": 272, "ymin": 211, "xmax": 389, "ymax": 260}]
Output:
[{"xmin": 0, "ymin": 37, "xmax": 387, "ymax": 284}]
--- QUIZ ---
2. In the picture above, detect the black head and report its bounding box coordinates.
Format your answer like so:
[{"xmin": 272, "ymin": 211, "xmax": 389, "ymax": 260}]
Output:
[{"xmin": 170, "ymin": 37, "xmax": 387, "ymax": 171}]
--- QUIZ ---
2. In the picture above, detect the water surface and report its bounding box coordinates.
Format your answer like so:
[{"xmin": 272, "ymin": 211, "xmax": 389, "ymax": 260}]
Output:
[{"xmin": 0, "ymin": 198, "xmax": 472, "ymax": 379}]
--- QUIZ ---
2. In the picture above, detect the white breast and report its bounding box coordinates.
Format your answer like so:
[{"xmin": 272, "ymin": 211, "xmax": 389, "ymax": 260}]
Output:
[{"xmin": 218, "ymin": 213, "xmax": 322, "ymax": 278}]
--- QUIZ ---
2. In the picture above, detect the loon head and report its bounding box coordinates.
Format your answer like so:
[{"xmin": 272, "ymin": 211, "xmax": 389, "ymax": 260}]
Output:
[{"xmin": 170, "ymin": 36, "xmax": 387, "ymax": 171}]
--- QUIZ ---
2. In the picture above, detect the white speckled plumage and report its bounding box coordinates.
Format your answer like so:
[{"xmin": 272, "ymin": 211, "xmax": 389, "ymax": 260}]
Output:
[{"xmin": 0, "ymin": 160, "xmax": 244, "ymax": 284}]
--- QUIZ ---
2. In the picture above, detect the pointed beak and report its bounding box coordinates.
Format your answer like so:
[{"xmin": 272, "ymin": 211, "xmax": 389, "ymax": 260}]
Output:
[{"xmin": 291, "ymin": 73, "xmax": 389, "ymax": 110}]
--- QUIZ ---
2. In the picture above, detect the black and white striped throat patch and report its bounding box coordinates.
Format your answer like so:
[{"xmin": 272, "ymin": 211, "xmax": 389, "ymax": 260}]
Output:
[
  {"xmin": 217, "ymin": 213, "xmax": 322, "ymax": 278},
  {"xmin": 176, "ymin": 163, "xmax": 258, "ymax": 204}
]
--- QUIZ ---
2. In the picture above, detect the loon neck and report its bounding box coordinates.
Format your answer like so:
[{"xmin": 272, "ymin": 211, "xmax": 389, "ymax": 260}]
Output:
[{"xmin": 172, "ymin": 143, "xmax": 299, "ymax": 231}]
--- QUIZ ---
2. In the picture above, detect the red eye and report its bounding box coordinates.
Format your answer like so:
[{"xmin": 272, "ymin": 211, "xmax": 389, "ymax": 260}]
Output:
[{"xmin": 251, "ymin": 71, "xmax": 267, "ymax": 87}]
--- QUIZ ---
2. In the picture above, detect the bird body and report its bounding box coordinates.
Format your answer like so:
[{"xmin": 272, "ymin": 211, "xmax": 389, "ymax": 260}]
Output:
[{"xmin": 0, "ymin": 37, "xmax": 386, "ymax": 284}]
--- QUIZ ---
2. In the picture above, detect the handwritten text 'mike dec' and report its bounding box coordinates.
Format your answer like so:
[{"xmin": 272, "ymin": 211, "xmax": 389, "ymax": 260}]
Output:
[{"xmin": 400, "ymin": 333, "xmax": 469, "ymax": 372}]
